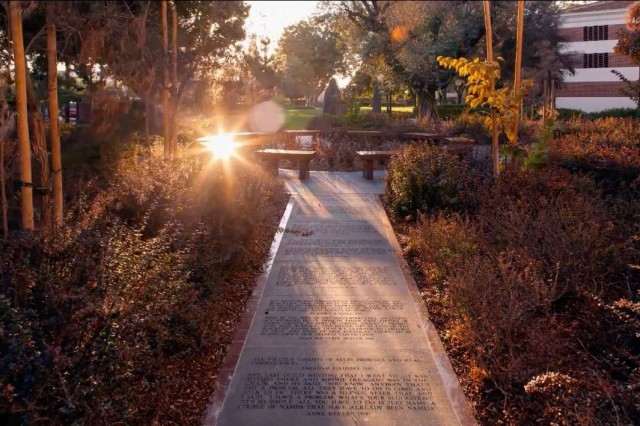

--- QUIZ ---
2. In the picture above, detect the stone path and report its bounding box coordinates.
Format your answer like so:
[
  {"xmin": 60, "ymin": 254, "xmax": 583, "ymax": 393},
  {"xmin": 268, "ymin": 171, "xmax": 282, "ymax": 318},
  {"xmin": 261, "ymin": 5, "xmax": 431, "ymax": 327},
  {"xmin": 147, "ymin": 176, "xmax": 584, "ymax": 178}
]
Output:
[{"xmin": 205, "ymin": 171, "xmax": 476, "ymax": 425}]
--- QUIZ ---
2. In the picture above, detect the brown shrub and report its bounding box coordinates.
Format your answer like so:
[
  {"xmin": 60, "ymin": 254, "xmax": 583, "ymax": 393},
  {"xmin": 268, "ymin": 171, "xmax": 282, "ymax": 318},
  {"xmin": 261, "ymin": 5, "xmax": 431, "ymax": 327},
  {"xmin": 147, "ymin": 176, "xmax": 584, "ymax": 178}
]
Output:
[
  {"xmin": 448, "ymin": 249, "xmax": 573, "ymax": 385},
  {"xmin": 476, "ymin": 168, "xmax": 620, "ymax": 298}
]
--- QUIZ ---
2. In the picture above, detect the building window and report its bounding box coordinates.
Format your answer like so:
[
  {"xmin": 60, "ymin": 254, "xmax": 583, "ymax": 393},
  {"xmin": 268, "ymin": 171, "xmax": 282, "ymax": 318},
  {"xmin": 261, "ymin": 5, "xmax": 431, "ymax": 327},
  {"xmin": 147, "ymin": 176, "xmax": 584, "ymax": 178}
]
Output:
[
  {"xmin": 583, "ymin": 53, "xmax": 609, "ymax": 68},
  {"xmin": 583, "ymin": 25, "xmax": 609, "ymax": 41}
]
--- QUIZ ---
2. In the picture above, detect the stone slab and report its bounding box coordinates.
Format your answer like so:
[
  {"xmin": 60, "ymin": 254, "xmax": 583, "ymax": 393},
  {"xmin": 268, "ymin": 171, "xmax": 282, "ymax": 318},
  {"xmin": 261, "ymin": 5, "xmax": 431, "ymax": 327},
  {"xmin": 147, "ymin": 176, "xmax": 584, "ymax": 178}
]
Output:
[
  {"xmin": 208, "ymin": 173, "xmax": 476, "ymax": 425},
  {"xmin": 262, "ymin": 259, "xmax": 410, "ymax": 299},
  {"xmin": 244, "ymin": 295, "xmax": 421, "ymax": 347},
  {"xmin": 215, "ymin": 346, "xmax": 460, "ymax": 426}
]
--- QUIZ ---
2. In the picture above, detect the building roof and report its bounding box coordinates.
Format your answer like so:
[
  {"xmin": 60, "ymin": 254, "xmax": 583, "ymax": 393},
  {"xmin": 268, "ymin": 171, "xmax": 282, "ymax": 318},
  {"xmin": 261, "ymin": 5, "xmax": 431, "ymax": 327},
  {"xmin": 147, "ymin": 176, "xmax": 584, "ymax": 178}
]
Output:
[{"xmin": 564, "ymin": 1, "xmax": 634, "ymax": 13}]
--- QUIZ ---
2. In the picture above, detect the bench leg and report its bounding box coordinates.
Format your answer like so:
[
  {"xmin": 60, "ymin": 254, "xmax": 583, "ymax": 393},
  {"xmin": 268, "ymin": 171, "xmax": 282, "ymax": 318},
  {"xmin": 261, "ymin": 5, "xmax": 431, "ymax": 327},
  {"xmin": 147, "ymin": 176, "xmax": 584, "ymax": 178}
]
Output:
[
  {"xmin": 264, "ymin": 158, "xmax": 279, "ymax": 176},
  {"xmin": 363, "ymin": 160, "xmax": 374, "ymax": 180},
  {"xmin": 299, "ymin": 159, "xmax": 310, "ymax": 180}
]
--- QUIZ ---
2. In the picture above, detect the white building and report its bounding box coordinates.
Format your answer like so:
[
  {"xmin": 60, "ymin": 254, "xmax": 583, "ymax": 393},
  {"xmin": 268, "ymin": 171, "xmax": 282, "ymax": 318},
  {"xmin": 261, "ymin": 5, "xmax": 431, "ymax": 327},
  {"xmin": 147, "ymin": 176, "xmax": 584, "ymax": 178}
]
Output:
[{"xmin": 556, "ymin": 1, "xmax": 636, "ymax": 112}]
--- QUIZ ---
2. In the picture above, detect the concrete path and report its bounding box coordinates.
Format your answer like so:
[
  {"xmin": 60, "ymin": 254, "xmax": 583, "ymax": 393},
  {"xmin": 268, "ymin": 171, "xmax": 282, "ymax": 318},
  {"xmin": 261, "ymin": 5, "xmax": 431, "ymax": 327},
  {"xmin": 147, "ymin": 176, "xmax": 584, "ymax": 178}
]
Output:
[{"xmin": 205, "ymin": 170, "xmax": 476, "ymax": 425}]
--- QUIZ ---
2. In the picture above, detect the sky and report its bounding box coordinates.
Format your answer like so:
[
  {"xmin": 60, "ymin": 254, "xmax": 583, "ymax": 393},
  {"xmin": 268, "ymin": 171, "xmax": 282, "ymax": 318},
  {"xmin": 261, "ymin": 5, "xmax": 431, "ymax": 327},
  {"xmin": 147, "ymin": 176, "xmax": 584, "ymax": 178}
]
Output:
[
  {"xmin": 244, "ymin": 1, "xmax": 320, "ymax": 50},
  {"xmin": 244, "ymin": 1, "xmax": 351, "ymax": 86}
]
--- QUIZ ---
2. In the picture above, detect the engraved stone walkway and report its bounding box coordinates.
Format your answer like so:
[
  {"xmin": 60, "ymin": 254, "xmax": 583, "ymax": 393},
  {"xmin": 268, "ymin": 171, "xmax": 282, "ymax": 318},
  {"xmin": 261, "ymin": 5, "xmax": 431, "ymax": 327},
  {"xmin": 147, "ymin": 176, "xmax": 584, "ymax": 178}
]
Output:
[{"xmin": 205, "ymin": 170, "xmax": 476, "ymax": 425}]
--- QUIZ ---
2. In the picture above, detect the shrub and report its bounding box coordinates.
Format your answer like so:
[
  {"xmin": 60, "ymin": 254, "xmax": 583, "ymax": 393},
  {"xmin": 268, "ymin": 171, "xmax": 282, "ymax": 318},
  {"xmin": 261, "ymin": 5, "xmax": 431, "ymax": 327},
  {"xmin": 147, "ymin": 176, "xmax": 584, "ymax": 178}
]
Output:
[
  {"xmin": 438, "ymin": 112, "xmax": 490, "ymax": 143},
  {"xmin": 406, "ymin": 213, "xmax": 478, "ymax": 285},
  {"xmin": 477, "ymin": 168, "xmax": 618, "ymax": 297},
  {"xmin": 399, "ymin": 163, "xmax": 639, "ymax": 424},
  {"xmin": 0, "ymin": 141, "xmax": 286, "ymax": 424},
  {"xmin": 384, "ymin": 144, "xmax": 477, "ymax": 219},
  {"xmin": 549, "ymin": 117, "xmax": 640, "ymax": 189}
]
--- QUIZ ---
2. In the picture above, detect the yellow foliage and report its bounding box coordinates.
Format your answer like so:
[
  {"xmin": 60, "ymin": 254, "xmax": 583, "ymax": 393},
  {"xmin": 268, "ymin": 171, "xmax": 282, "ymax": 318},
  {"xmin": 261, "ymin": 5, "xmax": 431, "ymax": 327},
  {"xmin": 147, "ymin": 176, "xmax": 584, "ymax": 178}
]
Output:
[{"xmin": 437, "ymin": 55, "xmax": 533, "ymax": 144}]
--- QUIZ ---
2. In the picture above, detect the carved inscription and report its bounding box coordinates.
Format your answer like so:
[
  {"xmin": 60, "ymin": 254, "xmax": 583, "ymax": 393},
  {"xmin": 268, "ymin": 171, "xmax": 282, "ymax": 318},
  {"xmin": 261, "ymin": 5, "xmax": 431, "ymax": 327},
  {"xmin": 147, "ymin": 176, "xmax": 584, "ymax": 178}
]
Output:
[
  {"xmin": 295, "ymin": 205, "xmax": 374, "ymax": 216},
  {"xmin": 276, "ymin": 265, "xmax": 395, "ymax": 288},
  {"xmin": 267, "ymin": 299, "xmax": 404, "ymax": 313},
  {"xmin": 284, "ymin": 247, "xmax": 389, "ymax": 256},
  {"xmin": 286, "ymin": 221, "xmax": 377, "ymax": 235},
  {"xmin": 286, "ymin": 239, "xmax": 386, "ymax": 247},
  {"xmin": 238, "ymin": 361, "xmax": 436, "ymax": 416},
  {"xmin": 261, "ymin": 316, "xmax": 410, "ymax": 339}
]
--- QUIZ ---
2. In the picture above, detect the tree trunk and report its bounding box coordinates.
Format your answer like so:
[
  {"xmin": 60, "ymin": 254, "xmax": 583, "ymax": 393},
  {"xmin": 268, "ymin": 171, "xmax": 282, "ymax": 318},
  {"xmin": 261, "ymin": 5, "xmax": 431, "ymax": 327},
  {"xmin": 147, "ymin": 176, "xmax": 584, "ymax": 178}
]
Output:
[
  {"xmin": 145, "ymin": 90, "xmax": 151, "ymax": 144},
  {"xmin": 484, "ymin": 0, "xmax": 500, "ymax": 176},
  {"xmin": 512, "ymin": 0, "xmax": 524, "ymax": 145},
  {"xmin": 161, "ymin": 1, "xmax": 170, "ymax": 159},
  {"xmin": 171, "ymin": 1, "xmax": 178, "ymax": 157},
  {"xmin": 47, "ymin": 4, "xmax": 63, "ymax": 227},
  {"xmin": 1, "ymin": 138, "xmax": 7, "ymax": 238},
  {"xmin": 371, "ymin": 84, "xmax": 381, "ymax": 113},
  {"xmin": 26, "ymin": 74, "xmax": 50, "ymax": 229},
  {"xmin": 11, "ymin": 1, "xmax": 34, "ymax": 230},
  {"xmin": 416, "ymin": 89, "xmax": 439, "ymax": 123},
  {"xmin": 386, "ymin": 93, "xmax": 392, "ymax": 115}
]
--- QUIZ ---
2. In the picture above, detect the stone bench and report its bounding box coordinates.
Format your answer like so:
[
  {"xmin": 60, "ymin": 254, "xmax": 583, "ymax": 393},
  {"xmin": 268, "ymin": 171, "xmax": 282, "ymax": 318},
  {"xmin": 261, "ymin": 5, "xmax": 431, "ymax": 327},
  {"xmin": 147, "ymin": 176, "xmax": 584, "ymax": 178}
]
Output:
[
  {"xmin": 400, "ymin": 132, "xmax": 444, "ymax": 144},
  {"xmin": 442, "ymin": 137, "xmax": 475, "ymax": 159},
  {"xmin": 255, "ymin": 149, "xmax": 316, "ymax": 180},
  {"xmin": 356, "ymin": 150, "xmax": 395, "ymax": 180}
]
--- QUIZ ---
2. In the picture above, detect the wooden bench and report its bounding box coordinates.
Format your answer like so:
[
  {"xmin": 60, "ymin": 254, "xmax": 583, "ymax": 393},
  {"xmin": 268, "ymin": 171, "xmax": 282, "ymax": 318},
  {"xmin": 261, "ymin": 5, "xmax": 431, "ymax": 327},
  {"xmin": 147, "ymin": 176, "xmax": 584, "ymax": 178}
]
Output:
[
  {"xmin": 356, "ymin": 150, "xmax": 395, "ymax": 180},
  {"xmin": 255, "ymin": 149, "xmax": 315, "ymax": 180}
]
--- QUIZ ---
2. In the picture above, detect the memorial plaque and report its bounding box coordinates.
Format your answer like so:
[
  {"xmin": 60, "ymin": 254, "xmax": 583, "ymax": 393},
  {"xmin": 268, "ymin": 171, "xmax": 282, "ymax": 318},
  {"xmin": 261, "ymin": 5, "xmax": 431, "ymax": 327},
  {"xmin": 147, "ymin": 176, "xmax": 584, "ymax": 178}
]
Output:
[
  {"xmin": 285, "ymin": 238, "xmax": 388, "ymax": 247},
  {"xmin": 266, "ymin": 299, "xmax": 405, "ymax": 313},
  {"xmin": 274, "ymin": 264, "xmax": 396, "ymax": 288},
  {"xmin": 245, "ymin": 295, "xmax": 420, "ymax": 346},
  {"xmin": 216, "ymin": 347, "xmax": 460, "ymax": 426},
  {"xmin": 210, "ymin": 184, "xmax": 474, "ymax": 425},
  {"xmin": 284, "ymin": 220, "xmax": 380, "ymax": 236},
  {"xmin": 263, "ymin": 261, "xmax": 412, "ymax": 298}
]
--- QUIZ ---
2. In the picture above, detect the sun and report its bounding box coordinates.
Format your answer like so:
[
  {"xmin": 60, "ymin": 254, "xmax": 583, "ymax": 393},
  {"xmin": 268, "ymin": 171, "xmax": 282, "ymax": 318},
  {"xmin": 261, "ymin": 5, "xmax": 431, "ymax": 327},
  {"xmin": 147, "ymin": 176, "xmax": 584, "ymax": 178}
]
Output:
[{"xmin": 198, "ymin": 134, "xmax": 237, "ymax": 159}]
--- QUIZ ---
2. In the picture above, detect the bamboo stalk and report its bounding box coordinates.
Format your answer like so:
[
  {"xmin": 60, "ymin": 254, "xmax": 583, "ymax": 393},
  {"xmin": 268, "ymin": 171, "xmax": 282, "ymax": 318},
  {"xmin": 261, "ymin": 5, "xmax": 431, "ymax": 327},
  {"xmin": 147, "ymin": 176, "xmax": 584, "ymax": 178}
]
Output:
[
  {"xmin": 483, "ymin": 0, "xmax": 500, "ymax": 176},
  {"xmin": 10, "ymin": 1, "xmax": 34, "ymax": 230},
  {"xmin": 161, "ymin": 1, "xmax": 170, "ymax": 159},
  {"xmin": 47, "ymin": 3, "xmax": 63, "ymax": 227},
  {"xmin": 513, "ymin": 0, "xmax": 524, "ymax": 145},
  {"xmin": 171, "ymin": 1, "xmax": 178, "ymax": 157}
]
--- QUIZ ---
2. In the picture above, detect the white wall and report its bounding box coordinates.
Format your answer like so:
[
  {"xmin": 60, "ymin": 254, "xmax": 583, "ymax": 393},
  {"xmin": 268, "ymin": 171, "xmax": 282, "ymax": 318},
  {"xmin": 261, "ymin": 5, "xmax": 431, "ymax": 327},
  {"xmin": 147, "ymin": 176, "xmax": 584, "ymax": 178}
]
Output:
[
  {"xmin": 559, "ymin": 9, "xmax": 627, "ymax": 28},
  {"xmin": 559, "ymin": 39, "xmax": 618, "ymax": 54},
  {"xmin": 556, "ymin": 96, "xmax": 636, "ymax": 112},
  {"xmin": 563, "ymin": 66, "xmax": 639, "ymax": 82}
]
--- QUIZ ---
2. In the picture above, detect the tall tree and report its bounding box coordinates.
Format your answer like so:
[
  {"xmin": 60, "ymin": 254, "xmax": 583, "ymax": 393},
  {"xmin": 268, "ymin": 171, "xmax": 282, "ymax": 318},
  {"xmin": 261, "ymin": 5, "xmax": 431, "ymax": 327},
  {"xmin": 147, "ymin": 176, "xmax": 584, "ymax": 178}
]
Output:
[
  {"xmin": 47, "ymin": 2, "xmax": 62, "ymax": 226},
  {"xmin": 10, "ymin": 0, "xmax": 34, "ymax": 230},
  {"xmin": 613, "ymin": 1, "xmax": 640, "ymax": 107},
  {"xmin": 276, "ymin": 18, "xmax": 346, "ymax": 105}
]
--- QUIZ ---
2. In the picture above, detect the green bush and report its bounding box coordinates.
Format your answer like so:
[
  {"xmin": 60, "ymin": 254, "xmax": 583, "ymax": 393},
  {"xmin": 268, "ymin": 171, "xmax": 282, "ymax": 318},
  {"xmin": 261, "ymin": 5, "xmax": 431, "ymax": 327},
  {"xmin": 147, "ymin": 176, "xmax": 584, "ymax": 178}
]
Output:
[
  {"xmin": 384, "ymin": 144, "xmax": 477, "ymax": 219},
  {"xmin": 589, "ymin": 107, "xmax": 640, "ymax": 119},
  {"xmin": 556, "ymin": 107, "xmax": 640, "ymax": 121},
  {"xmin": 555, "ymin": 108, "xmax": 583, "ymax": 121},
  {"xmin": 436, "ymin": 104, "xmax": 466, "ymax": 119}
]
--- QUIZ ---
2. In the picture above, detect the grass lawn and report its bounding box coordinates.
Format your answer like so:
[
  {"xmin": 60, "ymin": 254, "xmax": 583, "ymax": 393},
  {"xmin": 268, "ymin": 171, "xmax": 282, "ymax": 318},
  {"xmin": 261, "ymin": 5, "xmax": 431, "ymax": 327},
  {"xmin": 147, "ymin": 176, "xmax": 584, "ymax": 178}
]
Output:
[
  {"xmin": 283, "ymin": 107, "xmax": 323, "ymax": 130},
  {"xmin": 360, "ymin": 105, "xmax": 414, "ymax": 113}
]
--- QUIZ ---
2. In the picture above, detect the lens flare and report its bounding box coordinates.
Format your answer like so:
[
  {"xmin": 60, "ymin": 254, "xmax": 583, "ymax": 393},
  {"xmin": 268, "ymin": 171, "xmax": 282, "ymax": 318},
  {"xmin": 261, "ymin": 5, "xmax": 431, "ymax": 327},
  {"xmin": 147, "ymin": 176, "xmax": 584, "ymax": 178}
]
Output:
[{"xmin": 198, "ymin": 134, "xmax": 237, "ymax": 159}]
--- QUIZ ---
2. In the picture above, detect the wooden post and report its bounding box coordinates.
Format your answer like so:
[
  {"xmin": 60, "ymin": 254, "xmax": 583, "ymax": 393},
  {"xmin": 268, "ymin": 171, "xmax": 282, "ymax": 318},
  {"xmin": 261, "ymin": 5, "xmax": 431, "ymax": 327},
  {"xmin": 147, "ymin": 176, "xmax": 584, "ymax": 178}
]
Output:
[
  {"xmin": 47, "ymin": 3, "xmax": 63, "ymax": 226},
  {"xmin": 161, "ymin": 1, "xmax": 170, "ymax": 159},
  {"xmin": 512, "ymin": 0, "xmax": 524, "ymax": 145},
  {"xmin": 11, "ymin": 1, "xmax": 34, "ymax": 230},
  {"xmin": 483, "ymin": 0, "xmax": 500, "ymax": 176},
  {"xmin": 171, "ymin": 1, "xmax": 178, "ymax": 157}
]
